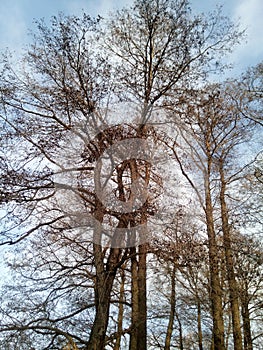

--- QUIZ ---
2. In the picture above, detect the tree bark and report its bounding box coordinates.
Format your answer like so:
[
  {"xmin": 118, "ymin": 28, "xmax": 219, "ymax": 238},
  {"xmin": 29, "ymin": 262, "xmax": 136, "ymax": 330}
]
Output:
[
  {"xmin": 129, "ymin": 153, "xmax": 149, "ymax": 350},
  {"xmin": 197, "ymin": 299, "xmax": 203, "ymax": 350},
  {"xmin": 137, "ymin": 243, "xmax": 147, "ymax": 350},
  {"xmin": 175, "ymin": 311, "xmax": 184, "ymax": 350},
  {"xmin": 241, "ymin": 282, "xmax": 253, "ymax": 350},
  {"xmin": 129, "ymin": 243, "xmax": 147, "ymax": 350},
  {"xmin": 219, "ymin": 162, "xmax": 243, "ymax": 350},
  {"xmin": 114, "ymin": 268, "xmax": 125, "ymax": 350},
  {"xmin": 205, "ymin": 167, "xmax": 226, "ymax": 350},
  {"xmin": 164, "ymin": 264, "xmax": 176, "ymax": 350},
  {"xmin": 129, "ymin": 246, "xmax": 139, "ymax": 350},
  {"xmin": 87, "ymin": 245, "xmax": 121, "ymax": 350},
  {"xmin": 87, "ymin": 208, "xmax": 123, "ymax": 350}
]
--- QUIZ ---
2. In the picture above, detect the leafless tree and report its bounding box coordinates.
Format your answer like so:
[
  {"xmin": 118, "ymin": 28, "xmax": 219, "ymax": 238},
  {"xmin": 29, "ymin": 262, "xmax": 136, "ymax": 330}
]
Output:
[{"xmin": 0, "ymin": 1, "xmax": 246, "ymax": 349}]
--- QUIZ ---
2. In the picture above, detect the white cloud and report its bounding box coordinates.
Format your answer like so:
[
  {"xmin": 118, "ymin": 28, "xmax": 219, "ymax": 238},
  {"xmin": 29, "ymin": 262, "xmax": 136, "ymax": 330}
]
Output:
[
  {"xmin": 96, "ymin": 0, "xmax": 132, "ymax": 15},
  {"xmin": 65, "ymin": 0, "xmax": 97, "ymax": 16},
  {"xmin": 65, "ymin": 0, "xmax": 131, "ymax": 17},
  {"xmin": 0, "ymin": 1, "xmax": 27, "ymax": 52},
  {"xmin": 231, "ymin": 0, "xmax": 263, "ymax": 70}
]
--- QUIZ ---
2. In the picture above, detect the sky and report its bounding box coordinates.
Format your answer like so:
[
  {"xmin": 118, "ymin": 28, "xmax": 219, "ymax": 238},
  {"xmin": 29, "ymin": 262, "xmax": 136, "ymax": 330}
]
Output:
[{"xmin": 0, "ymin": 0, "xmax": 262, "ymax": 77}]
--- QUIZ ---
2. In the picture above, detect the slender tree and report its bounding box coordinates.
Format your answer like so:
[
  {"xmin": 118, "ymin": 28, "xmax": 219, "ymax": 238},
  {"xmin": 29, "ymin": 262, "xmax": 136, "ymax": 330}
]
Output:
[{"xmin": 168, "ymin": 81, "xmax": 259, "ymax": 349}]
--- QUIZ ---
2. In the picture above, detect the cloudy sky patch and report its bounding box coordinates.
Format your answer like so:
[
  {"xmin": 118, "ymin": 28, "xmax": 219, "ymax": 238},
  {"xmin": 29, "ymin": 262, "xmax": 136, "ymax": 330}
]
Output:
[
  {"xmin": 232, "ymin": 0, "xmax": 263, "ymax": 64},
  {"xmin": 0, "ymin": 2, "xmax": 27, "ymax": 51},
  {"xmin": 0, "ymin": 0, "xmax": 262, "ymax": 76}
]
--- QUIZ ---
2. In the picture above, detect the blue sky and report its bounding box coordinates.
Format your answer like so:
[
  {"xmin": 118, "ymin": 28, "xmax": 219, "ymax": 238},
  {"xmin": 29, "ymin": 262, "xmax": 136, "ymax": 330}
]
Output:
[{"xmin": 0, "ymin": 0, "xmax": 262, "ymax": 77}]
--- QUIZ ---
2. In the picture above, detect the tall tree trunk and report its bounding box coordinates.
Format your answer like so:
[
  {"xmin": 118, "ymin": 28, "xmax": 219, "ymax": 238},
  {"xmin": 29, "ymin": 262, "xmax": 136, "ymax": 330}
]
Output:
[
  {"xmin": 241, "ymin": 282, "xmax": 253, "ymax": 350},
  {"xmin": 175, "ymin": 311, "xmax": 184, "ymax": 350},
  {"xmin": 87, "ymin": 252, "xmax": 112, "ymax": 349},
  {"xmin": 129, "ymin": 246, "xmax": 139, "ymax": 350},
  {"xmin": 129, "ymin": 243, "xmax": 147, "ymax": 350},
  {"xmin": 114, "ymin": 267, "xmax": 125, "ymax": 350},
  {"xmin": 197, "ymin": 299, "xmax": 203, "ymax": 350},
  {"xmin": 219, "ymin": 163, "xmax": 243, "ymax": 350},
  {"xmin": 129, "ymin": 151, "xmax": 149, "ymax": 350},
  {"xmin": 205, "ymin": 171, "xmax": 226, "ymax": 350},
  {"xmin": 164, "ymin": 264, "xmax": 176, "ymax": 350},
  {"xmin": 87, "ymin": 211, "xmax": 123, "ymax": 350},
  {"xmin": 87, "ymin": 245, "xmax": 121, "ymax": 350},
  {"xmin": 225, "ymin": 305, "xmax": 232, "ymax": 350},
  {"xmin": 137, "ymin": 243, "xmax": 147, "ymax": 350}
]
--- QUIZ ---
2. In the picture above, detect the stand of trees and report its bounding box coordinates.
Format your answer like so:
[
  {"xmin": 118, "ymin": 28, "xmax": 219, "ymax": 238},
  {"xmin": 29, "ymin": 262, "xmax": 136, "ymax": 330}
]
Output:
[{"xmin": 0, "ymin": 0, "xmax": 262, "ymax": 349}]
